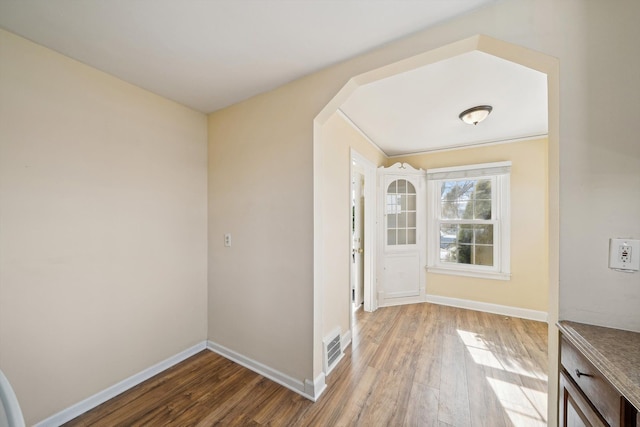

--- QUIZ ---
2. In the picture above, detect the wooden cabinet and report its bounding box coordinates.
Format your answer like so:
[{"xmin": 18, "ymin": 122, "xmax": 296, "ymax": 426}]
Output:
[
  {"xmin": 560, "ymin": 335, "xmax": 637, "ymax": 427},
  {"xmin": 560, "ymin": 370, "xmax": 607, "ymax": 427}
]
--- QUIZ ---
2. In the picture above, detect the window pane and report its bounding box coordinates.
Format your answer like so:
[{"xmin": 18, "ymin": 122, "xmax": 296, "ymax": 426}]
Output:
[
  {"xmin": 387, "ymin": 229, "xmax": 396, "ymax": 245},
  {"xmin": 406, "ymin": 181, "xmax": 416, "ymax": 194},
  {"xmin": 407, "ymin": 212, "xmax": 416, "ymax": 227},
  {"xmin": 459, "ymin": 200, "xmax": 473, "ymax": 219},
  {"xmin": 441, "ymin": 224, "xmax": 458, "ymax": 238},
  {"xmin": 475, "ymin": 199, "xmax": 491, "ymax": 220},
  {"xmin": 475, "ymin": 245, "xmax": 494, "ymax": 266},
  {"xmin": 397, "ymin": 212, "xmax": 407, "ymax": 228},
  {"xmin": 400, "ymin": 195, "xmax": 407, "ymax": 211},
  {"xmin": 440, "ymin": 179, "xmax": 492, "ymax": 220},
  {"xmin": 474, "ymin": 180, "xmax": 492, "ymax": 219},
  {"xmin": 387, "ymin": 214, "xmax": 396, "ymax": 228},
  {"xmin": 457, "ymin": 244, "xmax": 472, "ymax": 264},
  {"xmin": 475, "ymin": 225, "xmax": 493, "ymax": 244},
  {"xmin": 476, "ymin": 179, "xmax": 492, "ymax": 198},
  {"xmin": 441, "ymin": 180, "xmax": 474, "ymax": 199},
  {"xmin": 407, "ymin": 195, "xmax": 416, "ymax": 210},
  {"xmin": 452, "ymin": 181, "xmax": 475, "ymax": 200},
  {"xmin": 386, "ymin": 194, "xmax": 399, "ymax": 214},
  {"xmin": 441, "ymin": 201, "xmax": 457, "ymax": 219},
  {"xmin": 407, "ymin": 229, "xmax": 416, "ymax": 244},
  {"xmin": 458, "ymin": 225, "xmax": 473, "ymax": 244},
  {"xmin": 442, "ymin": 201, "xmax": 469, "ymax": 219},
  {"xmin": 387, "ymin": 181, "xmax": 397, "ymax": 194},
  {"xmin": 439, "ymin": 225, "xmax": 458, "ymax": 262},
  {"xmin": 397, "ymin": 179, "xmax": 407, "ymax": 193},
  {"xmin": 397, "ymin": 229, "xmax": 406, "ymax": 245},
  {"xmin": 439, "ymin": 223, "xmax": 495, "ymax": 267},
  {"xmin": 440, "ymin": 241, "xmax": 457, "ymax": 262}
]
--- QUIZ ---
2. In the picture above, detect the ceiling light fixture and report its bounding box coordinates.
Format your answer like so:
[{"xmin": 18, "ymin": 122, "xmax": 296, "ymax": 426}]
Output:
[{"xmin": 459, "ymin": 105, "xmax": 493, "ymax": 125}]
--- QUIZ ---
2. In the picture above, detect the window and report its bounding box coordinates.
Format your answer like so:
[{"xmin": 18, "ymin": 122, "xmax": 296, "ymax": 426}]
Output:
[
  {"xmin": 427, "ymin": 161, "xmax": 511, "ymax": 280},
  {"xmin": 386, "ymin": 179, "xmax": 417, "ymax": 246}
]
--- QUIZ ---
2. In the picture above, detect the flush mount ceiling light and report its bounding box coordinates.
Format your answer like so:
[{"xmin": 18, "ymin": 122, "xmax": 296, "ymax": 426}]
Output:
[{"xmin": 459, "ymin": 105, "xmax": 493, "ymax": 125}]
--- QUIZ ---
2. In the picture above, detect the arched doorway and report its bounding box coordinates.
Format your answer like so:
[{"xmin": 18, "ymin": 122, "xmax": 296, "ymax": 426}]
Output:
[{"xmin": 313, "ymin": 34, "xmax": 559, "ymax": 422}]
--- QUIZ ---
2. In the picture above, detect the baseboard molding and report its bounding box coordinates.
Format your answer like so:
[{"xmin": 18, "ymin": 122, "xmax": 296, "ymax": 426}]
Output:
[
  {"xmin": 305, "ymin": 373, "xmax": 326, "ymax": 401},
  {"xmin": 34, "ymin": 341, "xmax": 207, "ymax": 427},
  {"xmin": 206, "ymin": 340, "xmax": 325, "ymax": 402},
  {"xmin": 425, "ymin": 294, "xmax": 548, "ymax": 322},
  {"xmin": 378, "ymin": 294, "xmax": 427, "ymax": 308}
]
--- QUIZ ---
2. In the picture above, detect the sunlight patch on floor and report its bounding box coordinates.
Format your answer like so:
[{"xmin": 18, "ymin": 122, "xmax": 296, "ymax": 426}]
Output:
[
  {"xmin": 456, "ymin": 328, "xmax": 492, "ymax": 350},
  {"xmin": 487, "ymin": 378, "xmax": 547, "ymax": 426},
  {"xmin": 457, "ymin": 329, "xmax": 547, "ymax": 380},
  {"xmin": 457, "ymin": 329, "xmax": 548, "ymax": 426}
]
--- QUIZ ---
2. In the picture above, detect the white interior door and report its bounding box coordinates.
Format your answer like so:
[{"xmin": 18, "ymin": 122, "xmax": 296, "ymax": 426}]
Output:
[{"xmin": 377, "ymin": 163, "xmax": 426, "ymax": 305}]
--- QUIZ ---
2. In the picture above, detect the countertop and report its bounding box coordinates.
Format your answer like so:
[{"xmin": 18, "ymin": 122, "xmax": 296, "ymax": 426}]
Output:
[{"xmin": 558, "ymin": 320, "xmax": 640, "ymax": 412}]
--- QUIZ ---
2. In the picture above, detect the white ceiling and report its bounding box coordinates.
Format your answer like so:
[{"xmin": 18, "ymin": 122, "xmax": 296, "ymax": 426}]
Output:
[
  {"xmin": 340, "ymin": 50, "xmax": 548, "ymax": 156},
  {"xmin": 0, "ymin": 0, "xmax": 547, "ymax": 156},
  {"xmin": 0, "ymin": 0, "xmax": 494, "ymax": 113}
]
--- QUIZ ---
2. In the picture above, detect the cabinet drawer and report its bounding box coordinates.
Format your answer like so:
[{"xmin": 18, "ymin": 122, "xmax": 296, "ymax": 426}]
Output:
[
  {"xmin": 560, "ymin": 370, "xmax": 608, "ymax": 427},
  {"xmin": 561, "ymin": 336, "xmax": 622, "ymax": 427}
]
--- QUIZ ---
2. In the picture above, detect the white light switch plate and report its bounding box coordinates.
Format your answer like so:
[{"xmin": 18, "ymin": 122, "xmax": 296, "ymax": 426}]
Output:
[{"xmin": 609, "ymin": 238, "xmax": 640, "ymax": 271}]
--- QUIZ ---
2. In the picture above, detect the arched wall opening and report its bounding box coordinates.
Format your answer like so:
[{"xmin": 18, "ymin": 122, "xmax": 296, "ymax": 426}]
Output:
[{"xmin": 313, "ymin": 34, "xmax": 559, "ymax": 422}]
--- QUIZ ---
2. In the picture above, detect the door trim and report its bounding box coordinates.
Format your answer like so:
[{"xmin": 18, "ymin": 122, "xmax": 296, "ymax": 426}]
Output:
[{"xmin": 350, "ymin": 149, "xmax": 377, "ymax": 314}]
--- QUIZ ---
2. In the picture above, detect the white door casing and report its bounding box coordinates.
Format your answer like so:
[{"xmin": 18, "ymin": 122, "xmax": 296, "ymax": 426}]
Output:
[
  {"xmin": 350, "ymin": 149, "xmax": 377, "ymax": 320},
  {"xmin": 377, "ymin": 162, "xmax": 427, "ymax": 307},
  {"xmin": 351, "ymin": 169, "xmax": 365, "ymax": 308}
]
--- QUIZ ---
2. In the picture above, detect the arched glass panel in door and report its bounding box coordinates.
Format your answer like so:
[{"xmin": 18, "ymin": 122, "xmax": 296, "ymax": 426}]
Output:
[{"xmin": 386, "ymin": 179, "xmax": 417, "ymax": 245}]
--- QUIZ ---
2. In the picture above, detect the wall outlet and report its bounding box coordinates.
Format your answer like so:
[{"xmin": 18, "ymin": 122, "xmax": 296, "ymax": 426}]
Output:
[
  {"xmin": 224, "ymin": 233, "xmax": 232, "ymax": 247},
  {"xmin": 609, "ymin": 238, "xmax": 639, "ymax": 271}
]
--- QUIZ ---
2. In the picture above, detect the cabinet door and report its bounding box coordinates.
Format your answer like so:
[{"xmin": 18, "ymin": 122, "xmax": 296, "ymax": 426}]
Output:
[
  {"xmin": 560, "ymin": 371, "xmax": 608, "ymax": 427},
  {"xmin": 377, "ymin": 164, "xmax": 426, "ymax": 306}
]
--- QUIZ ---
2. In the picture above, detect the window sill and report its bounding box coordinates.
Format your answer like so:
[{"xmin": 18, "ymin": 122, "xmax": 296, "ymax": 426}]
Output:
[{"xmin": 426, "ymin": 266, "xmax": 511, "ymax": 281}]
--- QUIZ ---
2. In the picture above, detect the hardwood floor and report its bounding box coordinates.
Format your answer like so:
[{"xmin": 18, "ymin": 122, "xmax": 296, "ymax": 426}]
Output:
[{"xmin": 64, "ymin": 303, "xmax": 548, "ymax": 426}]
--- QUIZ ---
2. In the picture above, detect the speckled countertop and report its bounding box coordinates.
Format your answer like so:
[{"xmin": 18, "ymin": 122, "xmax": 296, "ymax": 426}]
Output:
[{"xmin": 558, "ymin": 321, "xmax": 640, "ymax": 411}]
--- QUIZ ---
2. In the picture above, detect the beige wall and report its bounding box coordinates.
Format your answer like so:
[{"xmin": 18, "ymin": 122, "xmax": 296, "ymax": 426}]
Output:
[
  {"xmin": 207, "ymin": 77, "xmax": 318, "ymax": 382},
  {"xmin": 393, "ymin": 138, "xmax": 549, "ymax": 312},
  {"xmin": 208, "ymin": 2, "xmax": 639, "ymax": 424},
  {"xmin": 320, "ymin": 113, "xmax": 386, "ymax": 341},
  {"xmin": 0, "ymin": 30, "xmax": 208, "ymax": 425},
  {"xmin": 310, "ymin": 0, "xmax": 639, "ymax": 332},
  {"xmin": 2, "ymin": 0, "xmax": 638, "ymax": 424}
]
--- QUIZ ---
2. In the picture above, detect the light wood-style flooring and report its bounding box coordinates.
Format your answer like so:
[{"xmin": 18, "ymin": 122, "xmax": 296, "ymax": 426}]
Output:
[{"xmin": 64, "ymin": 303, "xmax": 548, "ymax": 426}]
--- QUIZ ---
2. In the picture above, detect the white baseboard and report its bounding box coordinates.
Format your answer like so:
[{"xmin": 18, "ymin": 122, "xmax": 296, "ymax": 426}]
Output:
[
  {"xmin": 305, "ymin": 373, "xmax": 326, "ymax": 401},
  {"xmin": 206, "ymin": 340, "xmax": 326, "ymax": 402},
  {"xmin": 34, "ymin": 340, "xmax": 327, "ymax": 426},
  {"xmin": 34, "ymin": 341, "xmax": 207, "ymax": 427},
  {"xmin": 425, "ymin": 294, "xmax": 548, "ymax": 322},
  {"xmin": 378, "ymin": 294, "xmax": 427, "ymax": 308}
]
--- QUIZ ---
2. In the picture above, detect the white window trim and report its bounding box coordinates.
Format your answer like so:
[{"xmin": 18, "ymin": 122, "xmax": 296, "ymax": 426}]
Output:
[{"xmin": 426, "ymin": 161, "xmax": 511, "ymax": 280}]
